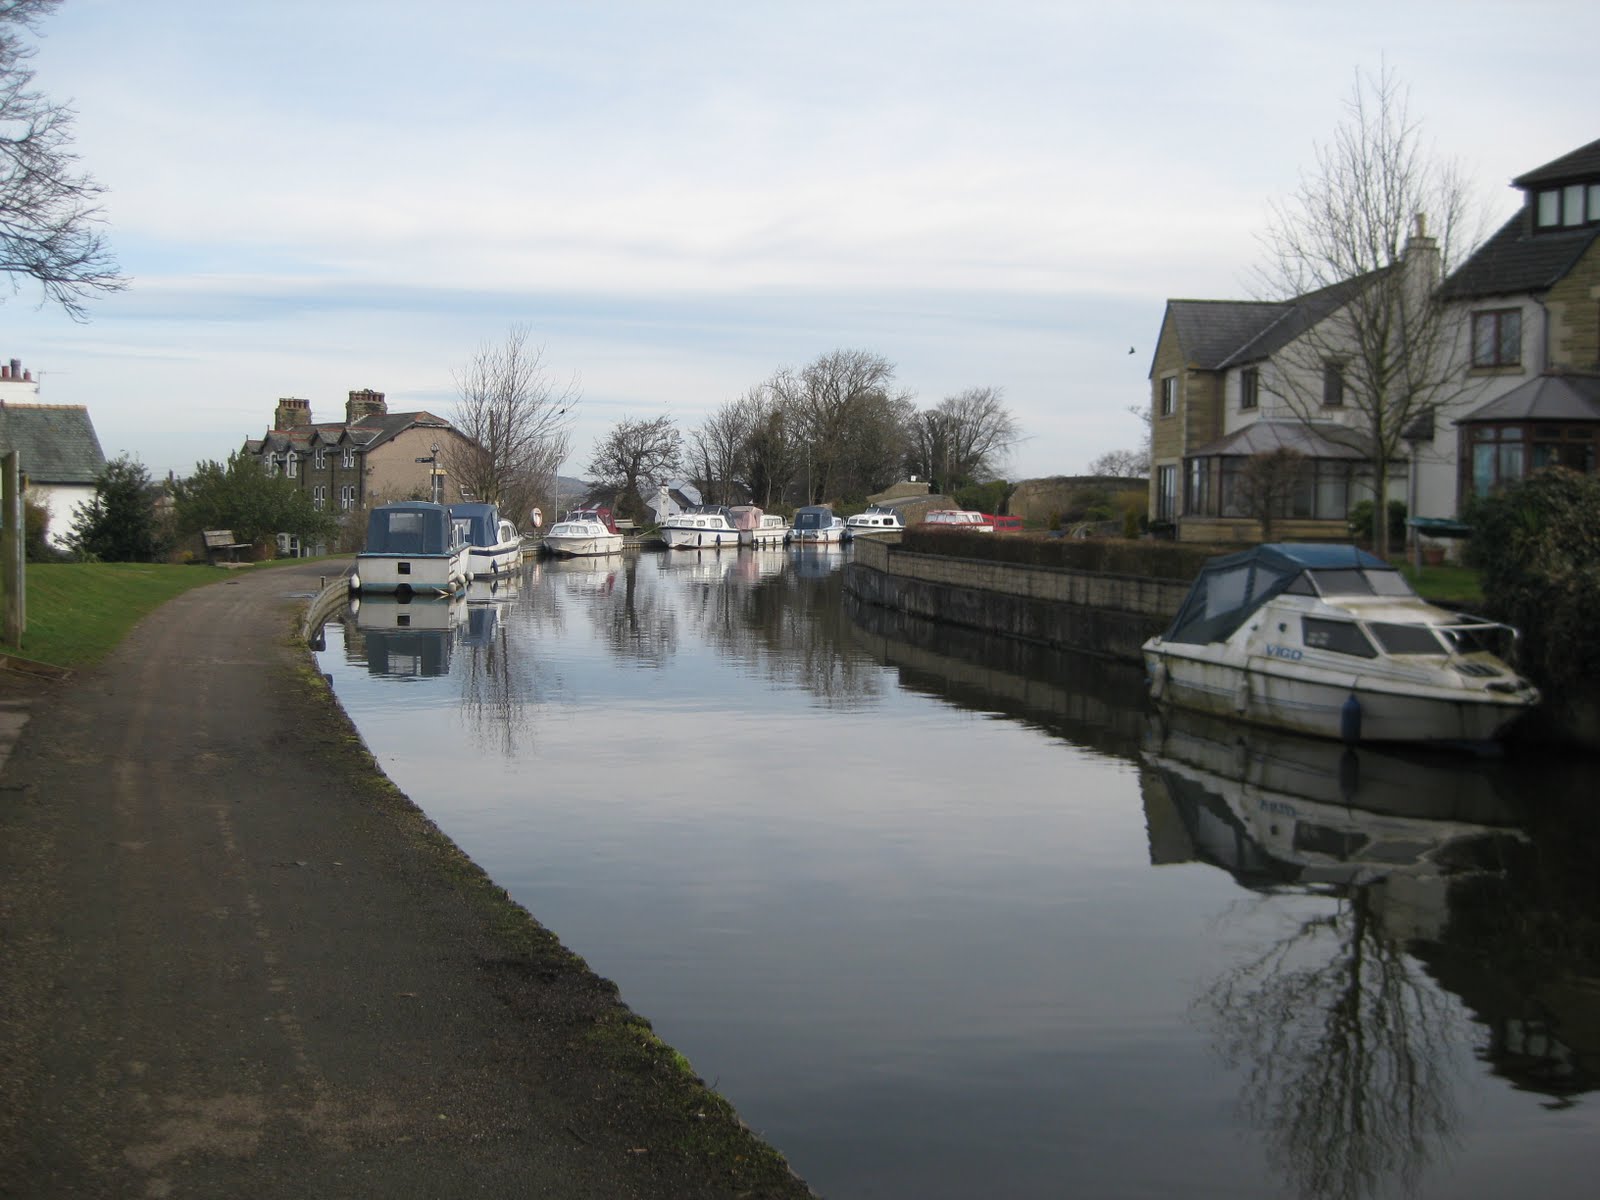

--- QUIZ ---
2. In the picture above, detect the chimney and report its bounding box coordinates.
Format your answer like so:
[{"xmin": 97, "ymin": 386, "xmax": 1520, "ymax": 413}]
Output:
[
  {"xmin": 274, "ymin": 396, "xmax": 313, "ymax": 430},
  {"xmin": 8, "ymin": 358, "xmax": 18, "ymax": 378},
  {"xmin": 1403, "ymin": 211, "xmax": 1440, "ymax": 284},
  {"xmin": 345, "ymin": 388, "xmax": 387, "ymax": 424}
]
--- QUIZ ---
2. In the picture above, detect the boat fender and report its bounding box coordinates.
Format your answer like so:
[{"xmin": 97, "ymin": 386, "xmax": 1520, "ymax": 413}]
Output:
[
  {"xmin": 1149, "ymin": 660, "xmax": 1167, "ymax": 700},
  {"xmin": 1340, "ymin": 693, "xmax": 1363, "ymax": 745},
  {"xmin": 1233, "ymin": 674, "xmax": 1250, "ymax": 714},
  {"xmin": 349, "ymin": 572, "xmax": 362, "ymax": 593}
]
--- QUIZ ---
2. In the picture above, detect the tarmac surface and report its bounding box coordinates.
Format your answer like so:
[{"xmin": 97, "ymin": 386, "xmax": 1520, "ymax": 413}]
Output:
[{"xmin": 0, "ymin": 561, "xmax": 813, "ymax": 1199}]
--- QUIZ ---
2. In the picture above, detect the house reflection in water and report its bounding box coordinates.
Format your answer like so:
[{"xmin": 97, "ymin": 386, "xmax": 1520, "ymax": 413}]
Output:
[{"xmin": 1141, "ymin": 709, "xmax": 1600, "ymax": 1198}]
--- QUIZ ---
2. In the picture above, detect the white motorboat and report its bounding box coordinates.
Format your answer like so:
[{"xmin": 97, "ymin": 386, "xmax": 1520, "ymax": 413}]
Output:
[
  {"xmin": 352, "ymin": 501, "xmax": 470, "ymax": 597},
  {"xmin": 844, "ymin": 504, "xmax": 906, "ymax": 539},
  {"xmin": 453, "ymin": 502, "xmax": 523, "ymax": 579},
  {"xmin": 662, "ymin": 504, "xmax": 742, "ymax": 549},
  {"xmin": 542, "ymin": 506, "xmax": 623, "ymax": 557},
  {"xmin": 787, "ymin": 505, "xmax": 847, "ymax": 545},
  {"xmin": 1142, "ymin": 543, "xmax": 1540, "ymax": 746},
  {"xmin": 920, "ymin": 509, "xmax": 993, "ymax": 532},
  {"xmin": 729, "ymin": 505, "xmax": 789, "ymax": 547}
]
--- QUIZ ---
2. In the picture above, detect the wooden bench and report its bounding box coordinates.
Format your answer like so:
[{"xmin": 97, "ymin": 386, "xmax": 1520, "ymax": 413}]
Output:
[{"xmin": 202, "ymin": 529, "xmax": 251, "ymax": 564}]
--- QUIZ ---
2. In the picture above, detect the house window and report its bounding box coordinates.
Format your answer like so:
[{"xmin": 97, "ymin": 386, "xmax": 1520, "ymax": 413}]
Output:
[
  {"xmin": 1470, "ymin": 427, "xmax": 1525, "ymax": 496},
  {"xmin": 1159, "ymin": 376, "xmax": 1176, "ymax": 417},
  {"xmin": 1185, "ymin": 458, "xmax": 1209, "ymax": 514},
  {"xmin": 1155, "ymin": 464, "xmax": 1178, "ymax": 521},
  {"xmin": 1322, "ymin": 362, "xmax": 1344, "ymax": 407},
  {"xmin": 342, "ymin": 449, "xmax": 355, "ymax": 469},
  {"xmin": 314, "ymin": 448, "xmax": 325, "ymax": 470},
  {"xmin": 313, "ymin": 485, "xmax": 325, "ymax": 511},
  {"xmin": 340, "ymin": 485, "xmax": 357, "ymax": 511},
  {"xmin": 286, "ymin": 454, "xmax": 297, "ymax": 479},
  {"xmin": 1535, "ymin": 185, "xmax": 1599, "ymax": 229},
  {"xmin": 1240, "ymin": 367, "xmax": 1259, "ymax": 410},
  {"xmin": 1472, "ymin": 310, "xmax": 1521, "ymax": 367}
]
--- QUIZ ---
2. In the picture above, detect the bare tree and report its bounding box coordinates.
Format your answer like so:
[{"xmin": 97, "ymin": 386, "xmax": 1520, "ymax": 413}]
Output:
[
  {"xmin": 779, "ymin": 349, "xmax": 911, "ymax": 503},
  {"xmin": 1257, "ymin": 64, "xmax": 1477, "ymax": 557},
  {"xmin": 688, "ymin": 396, "xmax": 752, "ymax": 506},
  {"xmin": 740, "ymin": 382, "xmax": 804, "ymax": 509},
  {"xmin": 442, "ymin": 326, "xmax": 577, "ymax": 529},
  {"xmin": 1087, "ymin": 449, "xmax": 1147, "ymax": 478},
  {"xmin": 1234, "ymin": 447, "xmax": 1306, "ymax": 541},
  {"xmin": 587, "ymin": 414, "xmax": 683, "ymax": 520},
  {"xmin": 0, "ymin": 0, "xmax": 124, "ymax": 318},
  {"xmin": 908, "ymin": 387, "xmax": 1019, "ymax": 491}
]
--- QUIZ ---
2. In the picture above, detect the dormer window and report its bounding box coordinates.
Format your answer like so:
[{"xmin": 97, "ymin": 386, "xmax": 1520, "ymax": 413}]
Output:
[{"xmin": 1534, "ymin": 183, "xmax": 1600, "ymax": 229}]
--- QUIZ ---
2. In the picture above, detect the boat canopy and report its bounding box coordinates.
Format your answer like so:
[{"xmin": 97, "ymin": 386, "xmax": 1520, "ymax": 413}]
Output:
[
  {"xmin": 451, "ymin": 502, "xmax": 504, "ymax": 547},
  {"xmin": 727, "ymin": 505, "xmax": 765, "ymax": 531},
  {"xmin": 1161, "ymin": 543, "xmax": 1395, "ymax": 645},
  {"xmin": 792, "ymin": 506, "xmax": 835, "ymax": 530},
  {"xmin": 364, "ymin": 502, "xmax": 457, "ymax": 555}
]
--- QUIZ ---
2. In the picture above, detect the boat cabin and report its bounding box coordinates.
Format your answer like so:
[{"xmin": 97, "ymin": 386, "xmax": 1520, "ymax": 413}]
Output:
[{"xmin": 364, "ymin": 501, "xmax": 463, "ymax": 556}]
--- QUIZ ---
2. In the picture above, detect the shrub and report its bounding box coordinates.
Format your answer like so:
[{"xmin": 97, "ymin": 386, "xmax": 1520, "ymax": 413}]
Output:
[
  {"xmin": 1347, "ymin": 499, "xmax": 1407, "ymax": 547},
  {"xmin": 1466, "ymin": 468, "xmax": 1600, "ymax": 692},
  {"xmin": 901, "ymin": 526, "xmax": 1224, "ymax": 580}
]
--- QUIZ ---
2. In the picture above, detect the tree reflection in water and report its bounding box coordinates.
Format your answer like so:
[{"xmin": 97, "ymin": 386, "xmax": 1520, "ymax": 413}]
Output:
[{"xmin": 1199, "ymin": 890, "xmax": 1458, "ymax": 1200}]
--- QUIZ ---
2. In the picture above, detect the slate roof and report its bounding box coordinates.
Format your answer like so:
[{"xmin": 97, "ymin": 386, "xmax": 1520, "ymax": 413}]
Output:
[
  {"xmin": 1437, "ymin": 209, "xmax": 1600, "ymax": 301},
  {"xmin": 1458, "ymin": 373, "xmax": 1600, "ymax": 423},
  {"xmin": 1187, "ymin": 418, "xmax": 1372, "ymax": 460},
  {"xmin": 1162, "ymin": 272, "xmax": 1378, "ymax": 373},
  {"xmin": 258, "ymin": 411, "xmax": 454, "ymax": 455},
  {"xmin": 0, "ymin": 403, "xmax": 106, "ymax": 484},
  {"xmin": 1513, "ymin": 137, "xmax": 1600, "ymax": 188}
]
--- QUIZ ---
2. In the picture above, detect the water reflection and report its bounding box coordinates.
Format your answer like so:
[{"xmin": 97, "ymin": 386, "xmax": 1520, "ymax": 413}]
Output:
[
  {"xmin": 314, "ymin": 552, "xmax": 1600, "ymax": 1199},
  {"xmin": 1139, "ymin": 710, "xmax": 1577, "ymax": 1200},
  {"xmin": 343, "ymin": 593, "xmax": 464, "ymax": 678}
]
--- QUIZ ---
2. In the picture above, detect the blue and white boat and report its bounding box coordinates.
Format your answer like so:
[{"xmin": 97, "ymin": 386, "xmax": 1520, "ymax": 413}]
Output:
[
  {"xmin": 844, "ymin": 504, "xmax": 905, "ymax": 539},
  {"xmin": 662, "ymin": 504, "xmax": 742, "ymax": 550},
  {"xmin": 452, "ymin": 501, "xmax": 523, "ymax": 580},
  {"xmin": 351, "ymin": 501, "xmax": 470, "ymax": 597},
  {"xmin": 1142, "ymin": 543, "xmax": 1540, "ymax": 745},
  {"xmin": 787, "ymin": 505, "xmax": 846, "ymax": 545}
]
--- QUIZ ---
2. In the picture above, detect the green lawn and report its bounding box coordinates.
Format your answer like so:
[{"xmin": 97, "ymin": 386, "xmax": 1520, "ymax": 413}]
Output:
[
  {"xmin": 1397, "ymin": 561, "xmax": 1485, "ymax": 607},
  {"xmin": 9, "ymin": 561, "xmax": 243, "ymax": 668}
]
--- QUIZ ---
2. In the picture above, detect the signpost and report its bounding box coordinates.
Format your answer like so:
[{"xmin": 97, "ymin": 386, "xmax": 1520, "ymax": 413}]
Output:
[{"xmin": 2, "ymin": 451, "xmax": 24, "ymax": 647}]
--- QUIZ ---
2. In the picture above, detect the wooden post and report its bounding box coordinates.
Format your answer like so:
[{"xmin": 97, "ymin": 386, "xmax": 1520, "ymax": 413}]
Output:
[{"xmin": 1, "ymin": 451, "xmax": 23, "ymax": 647}]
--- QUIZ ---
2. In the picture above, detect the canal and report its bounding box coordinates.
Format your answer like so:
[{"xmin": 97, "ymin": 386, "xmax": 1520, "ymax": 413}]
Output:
[{"xmin": 313, "ymin": 546, "xmax": 1600, "ymax": 1199}]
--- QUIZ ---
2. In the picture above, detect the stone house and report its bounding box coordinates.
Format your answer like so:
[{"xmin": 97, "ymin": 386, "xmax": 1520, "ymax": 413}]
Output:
[
  {"xmin": 1439, "ymin": 137, "xmax": 1600, "ymax": 504},
  {"xmin": 0, "ymin": 357, "xmax": 107, "ymax": 547},
  {"xmin": 244, "ymin": 389, "xmax": 474, "ymax": 520}
]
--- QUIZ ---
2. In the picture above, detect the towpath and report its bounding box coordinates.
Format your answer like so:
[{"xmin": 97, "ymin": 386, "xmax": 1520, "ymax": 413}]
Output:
[{"xmin": 0, "ymin": 561, "xmax": 812, "ymax": 1199}]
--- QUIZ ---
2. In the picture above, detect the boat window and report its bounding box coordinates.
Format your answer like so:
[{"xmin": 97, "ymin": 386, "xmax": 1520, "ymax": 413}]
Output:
[
  {"xmin": 1283, "ymin": 573, "xmax": 1316, "ymax": 596},
  {"xmin": 1365, "ymin": 570, "xmax": 1417, "ymax": 597},
  {"xmin": 1440, "ymin": 624, "xmax": 1513, "ymax": 659},
  {"xmin": 1310, "ymin": 569, "xmax": 1375, "ymax": 596},
  {"xmin": 1302, "ymin": 617, "xmax": 1378, "ymax": 657},
  {"xmin": 1368, "ymin": 622, "xmax": 1447, "ymax": 655}
]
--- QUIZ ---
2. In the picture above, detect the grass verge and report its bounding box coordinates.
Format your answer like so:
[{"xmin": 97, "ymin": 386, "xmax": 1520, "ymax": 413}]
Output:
[{"xmin": 10, "ymin": 561, "xmax": 236, "ymax": 667}]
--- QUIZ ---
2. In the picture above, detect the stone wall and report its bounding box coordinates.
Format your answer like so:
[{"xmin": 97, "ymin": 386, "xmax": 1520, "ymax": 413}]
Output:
[{"xmin": 846, "ymin": 537, "xmax": 1189, "ymax": 663}]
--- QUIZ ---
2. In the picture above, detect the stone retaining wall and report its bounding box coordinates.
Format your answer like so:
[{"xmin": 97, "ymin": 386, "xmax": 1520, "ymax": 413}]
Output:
[{"xmin": 846, "ymin": 537, "xmax": 1189, "ymax": 663}]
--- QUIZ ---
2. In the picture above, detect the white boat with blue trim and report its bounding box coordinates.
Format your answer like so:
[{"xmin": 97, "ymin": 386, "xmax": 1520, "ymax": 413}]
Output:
[
  {"xmin": 542, "ymin": 507, "xmax": 623, "ymax": 557},
  {"xmin": 1141, "ymin": 543, "xmax": 1540, "ymax": 746},
  {"xmin": 662, "ymin": 504, "xmax": 742, "ymax": 550},
  {"xmin": 352, "ymin": 501, "xmax": 470, "ymax": 597},
  {"xmin": 844, "ymin": 504, "xmax": 905, "ymax": 539},
  {"xmin": 453, "ymin": 502, "xmax": 523, "ymax": 579},
  {"xmin": 787, "ymin": 505, "xmax": 846, "ymax": 545}
]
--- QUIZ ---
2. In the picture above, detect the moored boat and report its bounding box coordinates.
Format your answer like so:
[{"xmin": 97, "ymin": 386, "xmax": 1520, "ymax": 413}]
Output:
[
  {"xmin": 729, "ymin": 505, "xmax": 789, "ymax": 547},
  {"xmin": 1141, "ymin": 543, "xmax": 1540, "ymax": 746},
  {"xmin": 542, "ymin": 507, "xmax": 623, "ymax": 558},
  {"xmin": 662, "ymin": 504, "xmax": 742, "ymax": 549},
  {"xmin": 844, "ymin": 504, "xmax": 905, "ymax": 539},
  {"xmin": 453, "ymin": 502, "xmax": 523, "ymax": 579},
  {"xmin": 787, "ymin": 505, "xmax": 847, "ymax": 545},
  {"xmin": 920, "ymin": 509, "xmax": 993, "ymax": 532},
  {"xmin": 352, "ymin": 501, "xmax": 470, "ymax": 597}
]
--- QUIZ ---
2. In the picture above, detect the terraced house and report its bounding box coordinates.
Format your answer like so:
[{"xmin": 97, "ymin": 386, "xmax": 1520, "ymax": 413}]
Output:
[
  {"xmin": 1147, "ymin": 135, "xmax": 1600, "ymax": 545},
  {"xmin": 244, "ymin": 388, "xmax": 473, "ymax": 519}
]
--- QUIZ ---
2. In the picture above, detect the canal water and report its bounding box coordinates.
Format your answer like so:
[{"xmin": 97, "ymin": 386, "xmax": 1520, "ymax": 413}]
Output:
[{"xmin": 313, "ymin": 547, "xmax": 1600, "ymax": 1199}]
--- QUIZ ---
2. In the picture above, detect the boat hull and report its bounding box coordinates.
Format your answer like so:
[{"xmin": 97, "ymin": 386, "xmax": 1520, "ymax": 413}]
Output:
[
  {"xmin": 663, "ymin": 526, "xmax": 741, "ymax": 549},
  {"xmin": 466, "ymin": 540, "xmax": 523, "ymax": 578},
  {"xmin": 788, "ymin": 527, "xmax": 845, "ymax": 545},
  {"xmin": 353, "ymin": 549, "xmax": 470, "ymax": 596},
  {"xmin": 542, "ymin": 533, "xmax": 623, "ymax": 557},
  {"xmin": 1144, "ymin": 644, "xmax": 1535, "ymax": 745}
]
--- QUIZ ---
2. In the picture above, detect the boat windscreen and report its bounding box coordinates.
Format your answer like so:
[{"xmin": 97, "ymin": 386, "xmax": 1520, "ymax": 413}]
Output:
[
  {"xmin": 1368, "ymin": 622, "xmax": 1447, "ymax": 655},
  {"xmin": 1311, "ymin": 568, "xmax": 1418, "ymax": 598},
  {"xmin": 367, "ymin": 508, "xmax": 444, "ymax": 554},
  {"xmin": 1163, "ymin": 559, "xmax": 1299, "ymax": 644}
]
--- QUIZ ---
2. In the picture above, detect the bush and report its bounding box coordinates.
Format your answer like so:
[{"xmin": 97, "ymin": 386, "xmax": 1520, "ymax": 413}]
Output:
[
  {"xmin": 1347, "ymin": 499, "xmax": 1407, "ymax": 546},
  {"xmin": 901, "ymin": 526, "xmax": 1224, "ymax": 580},
  {"xmin": 66, "ymin": 456, "xmax": 169, "ymax": 563},
  {"xmin": 1466, "ymin": 468, "xmax": 1600, "ymax": 693},
  {"xmin": 953, "ymin": 479, "xmax": 1011, "ymax": 515}
]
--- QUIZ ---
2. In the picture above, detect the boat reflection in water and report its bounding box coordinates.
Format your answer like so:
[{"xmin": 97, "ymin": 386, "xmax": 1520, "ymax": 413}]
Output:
[
  {"xmin": 345, "ymin": 593, "xmax": 465, "ymax": 678},
  {"xmin": 1141, "ymin": 708, "xmax": 1600, "ymax": 1200}
]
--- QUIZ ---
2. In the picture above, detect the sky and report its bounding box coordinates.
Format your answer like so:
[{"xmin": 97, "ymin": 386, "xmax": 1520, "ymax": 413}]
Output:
[{"xmin": 3, "ymin": 0, "xmax": 1598, "ymax": 485}]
